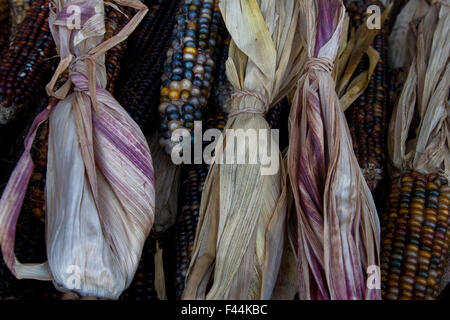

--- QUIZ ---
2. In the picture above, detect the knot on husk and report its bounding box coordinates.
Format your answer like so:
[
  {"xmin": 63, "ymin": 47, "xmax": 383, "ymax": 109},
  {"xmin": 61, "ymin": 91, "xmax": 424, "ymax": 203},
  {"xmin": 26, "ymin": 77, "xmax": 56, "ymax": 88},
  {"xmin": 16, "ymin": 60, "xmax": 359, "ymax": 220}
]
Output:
[
  {"xmin": 305, "ymin": 57, "xmax": 334, "ymax": 73},
  {"xmin": 69, "ymin": 54, "xmax": 94, "ymax": 73},
  {"xmin": 228, "ymin": 89, "xmax": 268, "ymax": 117}
]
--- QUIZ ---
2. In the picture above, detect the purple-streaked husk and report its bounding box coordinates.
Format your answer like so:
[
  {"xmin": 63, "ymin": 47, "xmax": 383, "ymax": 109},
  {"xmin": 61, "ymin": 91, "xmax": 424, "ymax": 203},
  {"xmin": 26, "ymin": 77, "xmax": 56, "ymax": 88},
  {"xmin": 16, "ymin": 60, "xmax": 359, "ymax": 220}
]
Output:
[
  {"xmin": 0, "ymin": 0, "xmax": 154, "ymax": 299},
  {"xmin": 288, "ymin": 0, "xmax": 381, "ymax": 300}
]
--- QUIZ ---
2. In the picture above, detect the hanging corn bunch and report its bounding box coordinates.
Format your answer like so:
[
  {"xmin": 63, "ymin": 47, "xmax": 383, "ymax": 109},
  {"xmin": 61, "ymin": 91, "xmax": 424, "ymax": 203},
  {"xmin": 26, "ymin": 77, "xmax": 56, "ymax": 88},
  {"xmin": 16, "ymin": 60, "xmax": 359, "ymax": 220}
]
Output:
[
  {"xmin": 13, "ymin": 4, "xmax": 139, "ymax": 224},
  {"xmin": 0, "ymin": 0, "xmax": 56, "ymax": 126},
  {"xmin": 381, "ymin": 0, "xmax": 450, "ymax": 300},
  {"xmin": 0, "ymin": 0, "xmax": 155, "ymax": 299},
  {"xmin": 288, "ymin": 0, "xmax": 381, "ymax": 300},
  {"xmin": 183, "ymin": 0, "xmax": 306, "ymax": 300}
]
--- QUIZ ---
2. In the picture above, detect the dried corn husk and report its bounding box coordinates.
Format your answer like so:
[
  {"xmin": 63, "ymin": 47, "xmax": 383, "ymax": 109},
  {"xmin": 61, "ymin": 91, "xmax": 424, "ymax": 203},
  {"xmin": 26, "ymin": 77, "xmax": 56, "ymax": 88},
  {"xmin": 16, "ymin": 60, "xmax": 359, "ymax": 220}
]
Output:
[
  {"xmin": 182, "ymin": 0, "xmax": 307, "ymax": 300},
  {"xmin": 388, "ymin": 1, "xmax": 449, "ymax": 291},
  {"xmin": 389, "ymin": 0, "xmax": 428, "ymax": 70},
  {"xmin": 334, "ymin": 5, "xmax": 391, "ymax": 111},
  {"xmin": 288, "ymin": 0, "xmax": 381, "ymax": 300},
  {"xmin": 149, "ymin": 132, "xmax": 181, "ymax": 234},
  {"xmin": 0, "ymin": 0, "xmax": 154, "ymax": 299}
]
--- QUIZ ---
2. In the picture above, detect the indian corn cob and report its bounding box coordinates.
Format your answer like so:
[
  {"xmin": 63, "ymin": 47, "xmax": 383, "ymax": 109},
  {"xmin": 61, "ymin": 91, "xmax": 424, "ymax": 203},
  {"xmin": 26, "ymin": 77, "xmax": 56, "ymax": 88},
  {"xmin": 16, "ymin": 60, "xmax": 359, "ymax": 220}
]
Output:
[
  {"xmin": 345, "ymin": 0, "xmax": 390, "ymax": 192},
  {"xmin": 116, "ymin": 0, "xmax": 180, "ymax": 133},
  {"xmin": 174, "ymin": 164, "xmax": 207, "ymax": 298},
  {"xmin": 104, "ymin": 5, "xmax": 132, "ymax": 95},
  {"xmin": 173, "ymin": 32, "xmax": 228, "ymax": 298},
  {"xmin": 0, "ymin": 0, "xmax": 55, "ymax": 126},
  {"xmin": 121, "ymin": 0, "xmax": 166, "ymax": 72},
  {"xmin": 157, "ymin": 0, "xmax": 223, "ymax": 155},
  {"xmin": 120, "ymin": 236, "xmax": 158, "ymax": 300},
  {"xmin": 381, "ymin": 172, "xmax": 450, "ymax": 300}
]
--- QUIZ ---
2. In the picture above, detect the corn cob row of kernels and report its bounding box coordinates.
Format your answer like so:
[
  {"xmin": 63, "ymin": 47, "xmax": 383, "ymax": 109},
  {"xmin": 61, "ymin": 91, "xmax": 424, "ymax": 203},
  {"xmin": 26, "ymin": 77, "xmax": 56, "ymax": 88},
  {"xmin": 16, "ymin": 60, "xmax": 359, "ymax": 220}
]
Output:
[
  {"xmin": 203, "ymin": 32, "xmax": 229, "ymax": 132},
  {"xmin": 121, "ymin": 0, "xmax": 165, "ymax": 72},
  {"xmin": 173, "ymin": 32, "xmax": 231, "ymax": 298},
  {"xmin": 158, "ymin": 0, "xmax": 223, "ymax": 155},
  {"xmin": 116, "ymin": 0, "xmax": 180, "ymax": 133},
  {"xmin": 104, "ymin": 6, "xmax": 132, "ymax": 95},
  {"xmin": 174, "ymin": 164, "xmax": 207, "ymax": 299},
  {"xmin": 381, "ymin": 172, "xmax": 450, "ymax": 300},
  {"xmin": 345, "ymin": 0, "xmax": 390, "ymax": 192},
  {"xmin": 0, "ymin": 0, "xmax": 56, "ymax": 126},
  {"xmin": 120, "ymin": 237, "xmax": 158, "ymax": 300}
]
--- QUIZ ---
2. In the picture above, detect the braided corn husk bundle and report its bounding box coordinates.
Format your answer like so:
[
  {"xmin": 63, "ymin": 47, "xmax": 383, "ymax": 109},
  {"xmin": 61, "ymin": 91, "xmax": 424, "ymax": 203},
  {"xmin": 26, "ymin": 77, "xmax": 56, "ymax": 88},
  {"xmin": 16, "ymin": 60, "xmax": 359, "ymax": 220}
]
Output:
[
  {"xmin": 288, "ymin": 0, "xmax": 381, "ymax": 300},
  {"xmin": 183, "ymin": 0, "xmax": 307, "ymax": 300},
  {"xmin": 383, "ymin": 0, "xmax": 450, "ymax": 299},
  {"xmin": 0, "ymin": 0, "xmax": 154, "ymax": 299}
]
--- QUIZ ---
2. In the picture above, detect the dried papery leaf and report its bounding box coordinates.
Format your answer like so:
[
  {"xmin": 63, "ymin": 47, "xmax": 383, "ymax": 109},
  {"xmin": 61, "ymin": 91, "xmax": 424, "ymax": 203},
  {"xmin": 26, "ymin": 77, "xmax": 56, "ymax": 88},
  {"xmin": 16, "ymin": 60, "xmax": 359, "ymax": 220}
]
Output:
[
  {"xmin": 288, "ymin": 0, "xmax": 381, "ymax": 300},
  {"xmin": 339, "ymin": 5, "xmax": 390, "ymax": 91},
  {"xmin": 334, "ymin": 5, "xmax": 392, "ymax": 111},
  {"xmin": 333, "ymin": 14, "xmax": 351, "ymax": 83},
  {"xmin": 340, "ymin": 46, "xmax": 379, "ymax": 112},
  {"xmin": 154, "ymin": 241, "xmax": 167, "ymax": 300},
  {"xmin": 182, "ymin": 0, "xmax": 307, "ymax": 300},
  {"xmin": 272, "ymin": 157, "xmax": 298, "ymax": 300},
  {"xmin": 149, "ymin": 132, "xmax": 181, "ymax": 234},
  {"xmin": 0, "ymin": 0, "xmax": 154, "ymax": 299},
  {"xmin": 389, "ymin": 1, "xmax": 449, "ymax": 180},
  {"xmin": 389, "ymin": 0, "xmax": 429, "ymax": 70}
]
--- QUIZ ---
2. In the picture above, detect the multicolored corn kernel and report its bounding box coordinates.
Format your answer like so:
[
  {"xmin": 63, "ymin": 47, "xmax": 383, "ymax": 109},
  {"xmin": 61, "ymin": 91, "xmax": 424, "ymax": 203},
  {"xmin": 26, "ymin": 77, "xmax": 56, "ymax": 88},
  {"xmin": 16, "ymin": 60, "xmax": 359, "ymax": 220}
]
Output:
[{"xmin": 381, "ymin": 172, "xmax": 450, "ymax": 300}]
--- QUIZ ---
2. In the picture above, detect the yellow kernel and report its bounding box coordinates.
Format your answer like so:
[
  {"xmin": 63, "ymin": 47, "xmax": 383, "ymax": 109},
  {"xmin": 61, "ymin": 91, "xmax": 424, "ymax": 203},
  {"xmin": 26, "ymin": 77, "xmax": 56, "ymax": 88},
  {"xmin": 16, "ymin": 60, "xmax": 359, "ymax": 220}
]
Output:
[
  {"xmin": 184, "ymin": 46, "xmax": 198, "ymax": 55},
  {"xmin": 160, "ymin": 87, "xmax": 169, "ymax": 96},
  {"xmin": 168, "ymin": 89, "xmax": 181, "ymax": 101}
]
